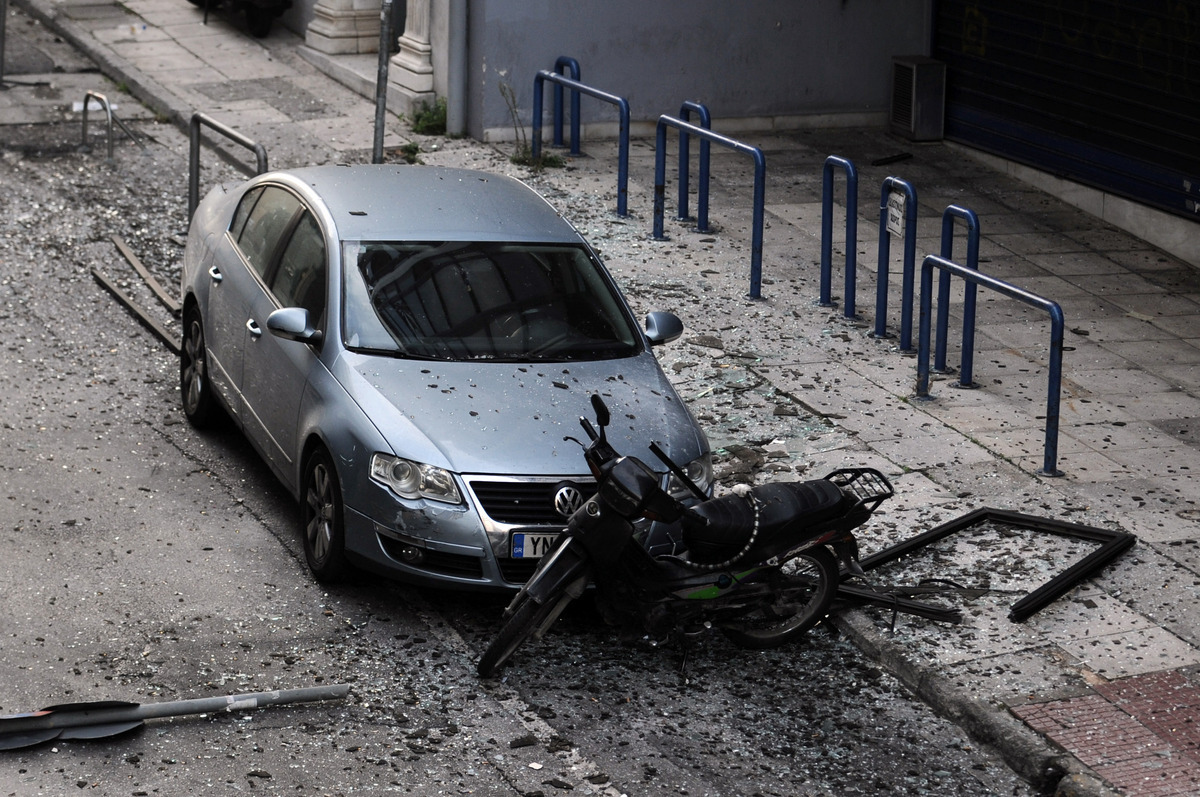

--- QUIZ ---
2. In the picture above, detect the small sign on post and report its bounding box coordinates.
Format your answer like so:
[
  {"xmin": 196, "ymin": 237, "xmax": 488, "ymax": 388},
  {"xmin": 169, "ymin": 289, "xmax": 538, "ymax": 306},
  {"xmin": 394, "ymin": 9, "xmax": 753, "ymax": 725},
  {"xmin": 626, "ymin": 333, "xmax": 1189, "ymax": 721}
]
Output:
[{"xmin": 886, "ymin": 190, "xmax": 906, "ymax": 237}]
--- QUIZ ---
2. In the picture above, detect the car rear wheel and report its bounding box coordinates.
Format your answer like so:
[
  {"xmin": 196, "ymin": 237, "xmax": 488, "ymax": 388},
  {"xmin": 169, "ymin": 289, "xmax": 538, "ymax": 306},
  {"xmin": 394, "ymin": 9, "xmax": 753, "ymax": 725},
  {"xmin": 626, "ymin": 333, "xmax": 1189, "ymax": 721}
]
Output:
[
  {"xmin": 302, "ymin": 448, "xmax": 351, "ymax": 583},
  {"xmin": 181, "ymin": 308, "xmax": 217, "ymax": 428}
]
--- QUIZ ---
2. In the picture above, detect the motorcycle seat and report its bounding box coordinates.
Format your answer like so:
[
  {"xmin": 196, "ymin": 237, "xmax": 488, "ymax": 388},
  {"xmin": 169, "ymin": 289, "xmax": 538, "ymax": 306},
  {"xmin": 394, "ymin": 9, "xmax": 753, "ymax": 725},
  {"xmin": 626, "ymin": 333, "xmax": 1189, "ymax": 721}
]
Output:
[{"xmin": 681, "ymin": 480, "xmax": 847, "ymax": 565}]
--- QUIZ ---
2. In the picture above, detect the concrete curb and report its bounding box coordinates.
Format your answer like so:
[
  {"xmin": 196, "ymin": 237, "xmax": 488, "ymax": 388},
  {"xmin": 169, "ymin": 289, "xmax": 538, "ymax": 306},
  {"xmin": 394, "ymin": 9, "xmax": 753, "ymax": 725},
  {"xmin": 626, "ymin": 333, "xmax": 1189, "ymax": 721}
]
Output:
[
  {"xmin": 16, "ymin": 0, "xmax": 196, "ymax": 129},
  {"xmin": 833, "ymin": 610, "xmax": 1125, "ymax": 797}
]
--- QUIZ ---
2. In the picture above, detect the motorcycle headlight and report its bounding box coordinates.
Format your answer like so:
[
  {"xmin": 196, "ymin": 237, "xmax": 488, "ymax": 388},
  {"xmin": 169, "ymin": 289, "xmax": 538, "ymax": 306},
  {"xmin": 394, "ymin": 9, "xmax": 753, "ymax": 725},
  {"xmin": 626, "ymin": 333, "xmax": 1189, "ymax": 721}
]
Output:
[
  {"xmin": 666, "ymin": 452, "xmax": 714, "ymax": 500},
  {"xmin": 370, "ymin": 453, "xmax": 462, "ymax": 504}
]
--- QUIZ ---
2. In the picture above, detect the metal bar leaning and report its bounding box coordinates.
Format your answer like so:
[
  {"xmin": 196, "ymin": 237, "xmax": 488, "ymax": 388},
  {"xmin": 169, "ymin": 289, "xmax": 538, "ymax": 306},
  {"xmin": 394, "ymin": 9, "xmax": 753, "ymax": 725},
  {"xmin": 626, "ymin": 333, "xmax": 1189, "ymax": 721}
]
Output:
[
  {"xmin": 916, "ymin": 254, "xmax": 1066, "ymax": 476},
  {"xmin": 187, "ymin": 112, "xmax": 269, "ymax": 219},
  {"xmin": 532, "ymin": 70, "xmax": 629, "ymax": 216},
  {"xmin": 652, "ymin": 115, "xmax": 767, "ymax": 299}
]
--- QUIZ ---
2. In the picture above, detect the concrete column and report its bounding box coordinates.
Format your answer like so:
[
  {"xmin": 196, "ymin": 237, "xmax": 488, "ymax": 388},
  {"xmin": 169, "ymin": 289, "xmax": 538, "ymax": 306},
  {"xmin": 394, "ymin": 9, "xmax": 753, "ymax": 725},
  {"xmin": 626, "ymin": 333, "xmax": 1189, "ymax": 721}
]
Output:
[
  {"xmin": 389, "ymin": 0, "xmax": 436, "ymax": 111},
  {"xmin": 306, "ymin": 0, "xmax": 382, "ymax": 55}
]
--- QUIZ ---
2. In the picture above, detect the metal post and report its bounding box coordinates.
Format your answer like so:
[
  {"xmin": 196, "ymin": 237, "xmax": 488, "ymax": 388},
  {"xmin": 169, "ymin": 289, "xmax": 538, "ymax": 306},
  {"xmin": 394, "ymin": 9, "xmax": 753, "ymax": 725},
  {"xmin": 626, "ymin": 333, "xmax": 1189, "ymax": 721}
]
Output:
[
  {"xmin": 654, "ymin": 116, "xmax": 766, "ymax": 299},
  {"xmin": 873, "ymin": 177, "xmax": 917, "ymax": 343},
  {"xmin": 189, "ymin": 113, "xmax": 269, "ymax": 219},
  {"xmin": 935, "ymin": 205, "xmax": 981, "ymax": 377},
  {"xmin": 532, "ymin": 71, "xmax": 629, "ymax": 216},
  {"xmin": 552, "ymin": 56, "xmax": 580, "ymax": 154},
  {"xmin": 820, "ymin": 156, "xmax": 857, "ymax": 311},
  {"xmin": 1, "ymin": 0, "xmax": 8, "ymax": 87},
  {"xmin": 372, "ymin": 0, "xmax": 393, "ymax": 164},
  {"xmin": 677, "ymin": 101, "xmax": 711, "ymax": 231},
  {"xmin": 916, "ymin": 254, "xmax": 1065, "ymax": 475},
  {"xmin": 80, "ymin": 91, "xmax": 115, "ymax": 164}
]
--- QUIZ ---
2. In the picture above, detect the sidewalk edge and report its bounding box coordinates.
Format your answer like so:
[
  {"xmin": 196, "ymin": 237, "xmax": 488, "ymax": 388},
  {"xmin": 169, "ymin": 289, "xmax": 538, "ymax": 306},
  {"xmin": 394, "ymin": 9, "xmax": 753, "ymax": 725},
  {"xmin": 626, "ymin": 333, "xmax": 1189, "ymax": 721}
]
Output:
[{"xmin": 834, "ymin": 610, "xmax": 1124, "ymax": 797}]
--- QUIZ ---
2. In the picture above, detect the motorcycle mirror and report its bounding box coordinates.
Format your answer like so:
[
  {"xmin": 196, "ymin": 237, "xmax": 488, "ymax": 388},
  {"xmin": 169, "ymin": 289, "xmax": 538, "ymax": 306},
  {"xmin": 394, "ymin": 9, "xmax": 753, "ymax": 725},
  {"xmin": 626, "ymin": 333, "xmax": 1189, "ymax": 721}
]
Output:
[{"xmin": 590, "ymin": 394, "xmax": 610, "ymax": 430}]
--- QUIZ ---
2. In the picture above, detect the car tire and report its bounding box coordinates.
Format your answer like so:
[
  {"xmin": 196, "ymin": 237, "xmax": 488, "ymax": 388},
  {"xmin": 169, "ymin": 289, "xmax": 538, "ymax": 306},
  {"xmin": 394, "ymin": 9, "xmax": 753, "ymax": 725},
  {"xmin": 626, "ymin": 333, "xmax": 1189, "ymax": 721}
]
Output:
[
  {"xmin": 181, "ymin": 307, "xmax": 217, "ymax": 428},
  {"xmin": 244, "ymin": 6, "xmax": 273, "ymax": 37},
  {"xmin": 302, "ymin": 448, "xmax": 351, "ymax": 583}
]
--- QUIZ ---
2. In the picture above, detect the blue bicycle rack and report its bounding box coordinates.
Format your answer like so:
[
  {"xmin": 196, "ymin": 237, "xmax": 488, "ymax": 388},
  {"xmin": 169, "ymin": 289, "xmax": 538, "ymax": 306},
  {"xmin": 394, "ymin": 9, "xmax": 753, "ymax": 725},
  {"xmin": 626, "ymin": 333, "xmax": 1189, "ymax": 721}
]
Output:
[
  {"xmin": 820, "ymin": 156, "xmax": 858, "ymax": 313},
  {"xmin": 532, "ymin": 69, "xmax": 630, "ymax": 216},
  {"xmin": 934, "ymin": 205, "xmax": 981, "ymax": 379},
  {"xmin": 916, "ymin": 254, "xmax": 1066, "ymax": 477},
  {"xmin": 653, "ymin": 115, "xmax": 767, "ymax": 299},
  {"xmin": 676, "ymin": 101, "xmax": 711, "ymax": 232},
  {"xmin": 550, "ymin": 56, "xmax": 581, "ymax": 154},
  {"xmin": 873, "ymin": 177, "xmax": 918, "ymax": 346}
]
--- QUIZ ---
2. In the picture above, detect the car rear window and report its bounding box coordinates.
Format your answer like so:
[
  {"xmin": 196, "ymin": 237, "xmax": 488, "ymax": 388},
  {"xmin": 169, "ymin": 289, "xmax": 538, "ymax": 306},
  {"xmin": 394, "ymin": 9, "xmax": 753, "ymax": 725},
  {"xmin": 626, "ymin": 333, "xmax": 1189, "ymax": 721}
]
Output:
[{"xmin": 342, "ymin": 241, "xmax": 640, "ymax": 361}]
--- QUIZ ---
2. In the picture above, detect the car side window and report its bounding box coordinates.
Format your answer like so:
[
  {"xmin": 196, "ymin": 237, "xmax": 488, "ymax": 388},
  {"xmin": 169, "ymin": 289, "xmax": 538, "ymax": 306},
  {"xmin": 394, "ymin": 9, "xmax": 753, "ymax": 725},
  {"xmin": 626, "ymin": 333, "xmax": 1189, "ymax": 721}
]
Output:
[
  {"xmin": 236, "ymin": 186, "xmax": 302, "ymax": 279},
  {"xmin": 229, "ymin": 186, "xmax": 264, "ymax": 241},
  {"xmin": 271, "ymin": 211, "xmax": 327, "ymax": 330}
]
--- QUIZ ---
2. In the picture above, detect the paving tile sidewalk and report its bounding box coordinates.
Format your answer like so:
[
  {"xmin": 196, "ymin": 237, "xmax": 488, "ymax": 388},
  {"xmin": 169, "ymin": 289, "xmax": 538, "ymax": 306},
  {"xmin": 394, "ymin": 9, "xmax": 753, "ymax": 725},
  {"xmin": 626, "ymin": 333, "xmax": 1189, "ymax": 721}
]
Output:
[{"xmin": 10, "ymin": 1, "xmax": 1200, "ymax": 794}]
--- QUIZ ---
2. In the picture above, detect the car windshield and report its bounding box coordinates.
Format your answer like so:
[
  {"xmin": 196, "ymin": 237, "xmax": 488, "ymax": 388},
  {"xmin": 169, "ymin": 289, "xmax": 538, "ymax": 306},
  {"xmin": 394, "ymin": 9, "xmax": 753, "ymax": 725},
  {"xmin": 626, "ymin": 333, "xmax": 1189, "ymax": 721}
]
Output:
[{"xmin": 342, "ymin": 241, "xmax": 641, "ymax": 361}]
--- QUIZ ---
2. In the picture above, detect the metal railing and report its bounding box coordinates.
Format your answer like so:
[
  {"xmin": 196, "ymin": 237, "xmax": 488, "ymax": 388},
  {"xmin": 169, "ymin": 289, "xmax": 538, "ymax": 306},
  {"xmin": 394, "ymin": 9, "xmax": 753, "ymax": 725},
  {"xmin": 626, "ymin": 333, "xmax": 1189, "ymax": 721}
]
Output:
[
  {"xmin": 916, "ymin": 254, "xmax": 1066, "ymax": 476},
  {"xmin": 652, "ymin": 115, "xmax": 767, "ymax": 299},
  {"xmin": 188, "ymin": 112, "xmax": 269, "ymax": 219},
  {"xmin": 820, "ymin": 156, "xmax": 858, "ymax": 313},
  {"xmin": 873, "ymin": 176, "xmax": 918, "ymax": 346},
  {"xmin": 532, "ymin": 69, "xmax": 630, "ymax": 216},
  {"xmin": 80, "ymin": 91, "xmax": 144, "ymax": 164},
  {"xmin": 676, "ymin": 101, "xmax": 712, "ymax": 232}
]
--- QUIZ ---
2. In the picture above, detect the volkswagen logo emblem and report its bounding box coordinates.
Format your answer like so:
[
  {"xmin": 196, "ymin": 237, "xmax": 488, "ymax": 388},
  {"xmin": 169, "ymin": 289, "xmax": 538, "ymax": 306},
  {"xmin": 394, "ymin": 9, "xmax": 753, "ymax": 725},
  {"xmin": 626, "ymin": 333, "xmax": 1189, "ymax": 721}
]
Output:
[{"xmin": 553, "ymin": 484, "xmax": 586, "ymax": 518}]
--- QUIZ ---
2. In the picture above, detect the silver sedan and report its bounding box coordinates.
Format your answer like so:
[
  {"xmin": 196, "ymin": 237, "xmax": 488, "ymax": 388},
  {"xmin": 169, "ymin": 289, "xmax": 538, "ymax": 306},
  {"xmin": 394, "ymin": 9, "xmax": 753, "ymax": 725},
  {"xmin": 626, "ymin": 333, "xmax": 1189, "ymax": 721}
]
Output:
[{"xmin": 180, "ymin": 165, "xmax": 710, "ymax": 590}]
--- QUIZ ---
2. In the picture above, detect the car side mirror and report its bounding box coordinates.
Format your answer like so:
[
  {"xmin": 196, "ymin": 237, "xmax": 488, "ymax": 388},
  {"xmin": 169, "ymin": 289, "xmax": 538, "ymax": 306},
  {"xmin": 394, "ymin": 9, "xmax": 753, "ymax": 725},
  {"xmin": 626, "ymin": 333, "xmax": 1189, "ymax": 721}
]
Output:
[
  {"xmin": 267, "ymin": 307, "xmax": 323, "ymax": 345},
  {"xmin": 644, "ymin": 311, "xmax": 683, "ymax": 346}
]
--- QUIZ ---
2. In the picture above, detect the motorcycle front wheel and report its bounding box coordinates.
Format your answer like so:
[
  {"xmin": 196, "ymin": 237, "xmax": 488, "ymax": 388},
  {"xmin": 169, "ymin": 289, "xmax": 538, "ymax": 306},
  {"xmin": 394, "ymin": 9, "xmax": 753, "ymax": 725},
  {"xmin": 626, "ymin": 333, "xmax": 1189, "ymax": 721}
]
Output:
[
  {"xmin": 721, "ymin": 546, "xmax": 839, "ymax": 649},
  {"xmin": 477, "ymin": 592, "xmax": 565, "ymax": 678}
]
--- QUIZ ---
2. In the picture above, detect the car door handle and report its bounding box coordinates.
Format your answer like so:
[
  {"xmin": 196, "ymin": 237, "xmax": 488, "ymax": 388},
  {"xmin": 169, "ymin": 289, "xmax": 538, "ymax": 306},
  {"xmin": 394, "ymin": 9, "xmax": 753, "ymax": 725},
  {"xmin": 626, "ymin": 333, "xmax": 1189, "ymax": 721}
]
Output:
[
  {"xmin": 208, "ymin": 265, "xmax": 223, "ymax": 283},
  {"xmin": 246, "ymin": 319, "xmax": 262, "ymax": 337}
]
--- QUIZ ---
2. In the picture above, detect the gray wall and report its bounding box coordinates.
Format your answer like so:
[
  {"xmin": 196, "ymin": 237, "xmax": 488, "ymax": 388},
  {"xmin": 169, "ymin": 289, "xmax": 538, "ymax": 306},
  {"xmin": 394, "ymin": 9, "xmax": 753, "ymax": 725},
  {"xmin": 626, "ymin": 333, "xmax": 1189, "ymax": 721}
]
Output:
[{"xmin": 468, "ymin": 0, "xmax": 932, "ymax": 141}]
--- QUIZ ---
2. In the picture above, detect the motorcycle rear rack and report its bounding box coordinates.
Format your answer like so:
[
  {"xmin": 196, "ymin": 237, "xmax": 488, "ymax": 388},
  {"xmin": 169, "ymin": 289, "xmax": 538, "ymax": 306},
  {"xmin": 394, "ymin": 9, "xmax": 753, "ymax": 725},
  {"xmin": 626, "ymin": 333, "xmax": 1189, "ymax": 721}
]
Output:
[{"xmin": 823, "ymin": 468, "xmax": 894, "ymax": 513}]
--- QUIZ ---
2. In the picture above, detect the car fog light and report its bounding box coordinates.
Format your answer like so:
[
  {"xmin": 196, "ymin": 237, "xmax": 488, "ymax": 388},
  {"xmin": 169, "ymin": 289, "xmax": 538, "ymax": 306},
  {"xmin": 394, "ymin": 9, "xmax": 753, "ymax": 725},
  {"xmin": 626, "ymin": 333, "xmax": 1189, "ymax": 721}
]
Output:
[{"xmin": 398, "ymin": 545, "xmax": 425, "ymax": 564}]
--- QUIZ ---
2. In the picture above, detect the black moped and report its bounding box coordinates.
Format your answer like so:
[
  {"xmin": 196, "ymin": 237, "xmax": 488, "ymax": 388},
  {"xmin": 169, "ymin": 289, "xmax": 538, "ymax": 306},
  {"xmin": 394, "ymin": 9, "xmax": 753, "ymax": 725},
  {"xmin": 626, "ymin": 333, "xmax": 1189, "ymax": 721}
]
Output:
[{"xmin": 477, "ymin": 395, "xmax": 893, "ymax": 677}]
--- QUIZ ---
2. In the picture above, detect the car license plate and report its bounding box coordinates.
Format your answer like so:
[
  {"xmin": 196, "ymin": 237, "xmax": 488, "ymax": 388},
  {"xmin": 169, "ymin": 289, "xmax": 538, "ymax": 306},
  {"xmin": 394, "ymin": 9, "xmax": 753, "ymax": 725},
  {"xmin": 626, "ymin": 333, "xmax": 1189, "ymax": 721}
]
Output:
[{"xmin": 511, "ymin": 532, "xmax": 559, "ymax": 559}]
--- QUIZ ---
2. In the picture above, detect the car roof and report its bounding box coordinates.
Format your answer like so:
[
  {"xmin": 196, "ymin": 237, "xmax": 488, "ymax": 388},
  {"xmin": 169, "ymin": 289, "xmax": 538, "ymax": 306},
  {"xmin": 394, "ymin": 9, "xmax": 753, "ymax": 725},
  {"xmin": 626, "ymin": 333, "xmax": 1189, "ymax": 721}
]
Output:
[{"xmin": 270, "ymin": 164, "xmax": 582, "ymax": 244}]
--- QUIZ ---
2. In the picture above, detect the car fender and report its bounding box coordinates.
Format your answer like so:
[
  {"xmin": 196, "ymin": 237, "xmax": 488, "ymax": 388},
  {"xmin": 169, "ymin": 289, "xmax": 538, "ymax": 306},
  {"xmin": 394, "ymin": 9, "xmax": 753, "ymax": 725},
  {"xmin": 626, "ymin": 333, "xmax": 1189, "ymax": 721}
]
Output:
[{"xmin": 291, "ymin": 353, "xmax": 393, "ymax": 512}]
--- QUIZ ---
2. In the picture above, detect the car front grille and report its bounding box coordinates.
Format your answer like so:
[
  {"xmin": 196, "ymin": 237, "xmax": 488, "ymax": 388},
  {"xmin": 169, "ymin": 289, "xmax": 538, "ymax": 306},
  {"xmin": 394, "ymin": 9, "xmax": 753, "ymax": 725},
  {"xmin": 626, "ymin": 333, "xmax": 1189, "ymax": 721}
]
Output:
[
  {"xmin": 497, "ymin": 557, "xmax": 541, "ymax": 584},
  {"xmin": 467, "ymin": 478, "xmax": 596, "ymax": 526}
]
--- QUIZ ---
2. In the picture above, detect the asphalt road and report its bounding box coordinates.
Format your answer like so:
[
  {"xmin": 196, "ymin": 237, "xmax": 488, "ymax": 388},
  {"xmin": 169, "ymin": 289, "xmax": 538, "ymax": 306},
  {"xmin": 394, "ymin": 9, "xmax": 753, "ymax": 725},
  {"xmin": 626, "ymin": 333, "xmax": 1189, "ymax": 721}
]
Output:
[{"xmin": 0, "ymin": 29, "xmax": 1040, "ymax": 794}]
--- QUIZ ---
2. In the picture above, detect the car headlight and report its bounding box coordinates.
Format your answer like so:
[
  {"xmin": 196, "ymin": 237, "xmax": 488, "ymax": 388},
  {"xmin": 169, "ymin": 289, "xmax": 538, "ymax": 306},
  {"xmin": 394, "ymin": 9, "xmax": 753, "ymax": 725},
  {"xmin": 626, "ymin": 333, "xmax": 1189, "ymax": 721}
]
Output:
[
  {"xmin": 370, "ymin": 453, "xmax": 462, "ymax": 504},
  {"xmin": 666, "ymin": 453, "xmax": 714, "ymax": 501}
]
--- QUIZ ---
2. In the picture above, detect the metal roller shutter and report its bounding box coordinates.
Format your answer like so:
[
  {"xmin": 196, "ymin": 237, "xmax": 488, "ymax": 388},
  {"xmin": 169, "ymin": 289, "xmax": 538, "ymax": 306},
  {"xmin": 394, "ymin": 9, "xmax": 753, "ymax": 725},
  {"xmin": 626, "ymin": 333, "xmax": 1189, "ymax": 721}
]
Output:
[{"xmin": 932, "ymin": 0, "xmax": 1200, "ymax": 221}]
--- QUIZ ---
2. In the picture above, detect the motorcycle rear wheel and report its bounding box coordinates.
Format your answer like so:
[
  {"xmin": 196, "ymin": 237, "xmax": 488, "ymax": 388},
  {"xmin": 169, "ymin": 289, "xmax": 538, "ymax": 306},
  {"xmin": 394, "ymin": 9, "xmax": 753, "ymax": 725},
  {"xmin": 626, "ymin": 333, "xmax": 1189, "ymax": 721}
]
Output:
[
  {"xmin": 477, "ymin": 592, "xmax": 563, "ymax": 678},
  {"xmin": 721, "ymin": 546, "xmax": 839, "ymax": 649}
]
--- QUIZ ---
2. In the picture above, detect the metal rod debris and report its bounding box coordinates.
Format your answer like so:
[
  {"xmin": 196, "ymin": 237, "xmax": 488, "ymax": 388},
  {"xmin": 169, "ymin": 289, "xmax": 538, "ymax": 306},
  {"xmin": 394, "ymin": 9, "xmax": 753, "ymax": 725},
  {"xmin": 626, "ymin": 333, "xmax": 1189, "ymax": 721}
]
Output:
[{"xmin": 0, "ymin": 684, "xmax": 351, "ymax": 750}]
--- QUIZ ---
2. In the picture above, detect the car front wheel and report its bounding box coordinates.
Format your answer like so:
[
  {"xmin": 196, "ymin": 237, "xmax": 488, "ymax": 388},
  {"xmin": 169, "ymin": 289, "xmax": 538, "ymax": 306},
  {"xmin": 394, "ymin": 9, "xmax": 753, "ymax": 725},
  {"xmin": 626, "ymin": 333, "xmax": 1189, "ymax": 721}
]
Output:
[
  {"xmin": 181, "ymin": 308, "xmax": 216, "ymax": 428},
  {"xmin": 302, "ymin": 448, "xmax": 351, "ymax": 582}
]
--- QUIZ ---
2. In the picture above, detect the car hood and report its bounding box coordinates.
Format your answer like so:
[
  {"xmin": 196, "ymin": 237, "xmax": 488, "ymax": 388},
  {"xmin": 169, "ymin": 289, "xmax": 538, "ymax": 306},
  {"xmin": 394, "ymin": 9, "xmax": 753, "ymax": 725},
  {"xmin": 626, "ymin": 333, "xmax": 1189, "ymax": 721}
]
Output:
[{"xmin": 336, "ymin": 352, "xmax": 708, "ymax": 476}]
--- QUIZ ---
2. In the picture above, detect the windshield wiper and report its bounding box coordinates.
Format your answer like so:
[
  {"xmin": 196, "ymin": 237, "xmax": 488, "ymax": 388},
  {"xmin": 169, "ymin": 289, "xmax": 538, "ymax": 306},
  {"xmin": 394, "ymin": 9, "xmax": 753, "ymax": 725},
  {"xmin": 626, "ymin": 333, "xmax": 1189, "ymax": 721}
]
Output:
[{"xmin": 346, "ymin": 345, "xmax": 444, "ymax": 361}]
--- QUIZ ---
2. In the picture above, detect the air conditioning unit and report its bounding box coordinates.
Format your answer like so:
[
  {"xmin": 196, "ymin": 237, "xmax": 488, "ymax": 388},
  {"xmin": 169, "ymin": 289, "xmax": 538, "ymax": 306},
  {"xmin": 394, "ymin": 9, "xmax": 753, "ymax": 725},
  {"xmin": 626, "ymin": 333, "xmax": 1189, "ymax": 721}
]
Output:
[{"xmin": 891, "ymin": 56, "xmax": 945, "ymax": 141}]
